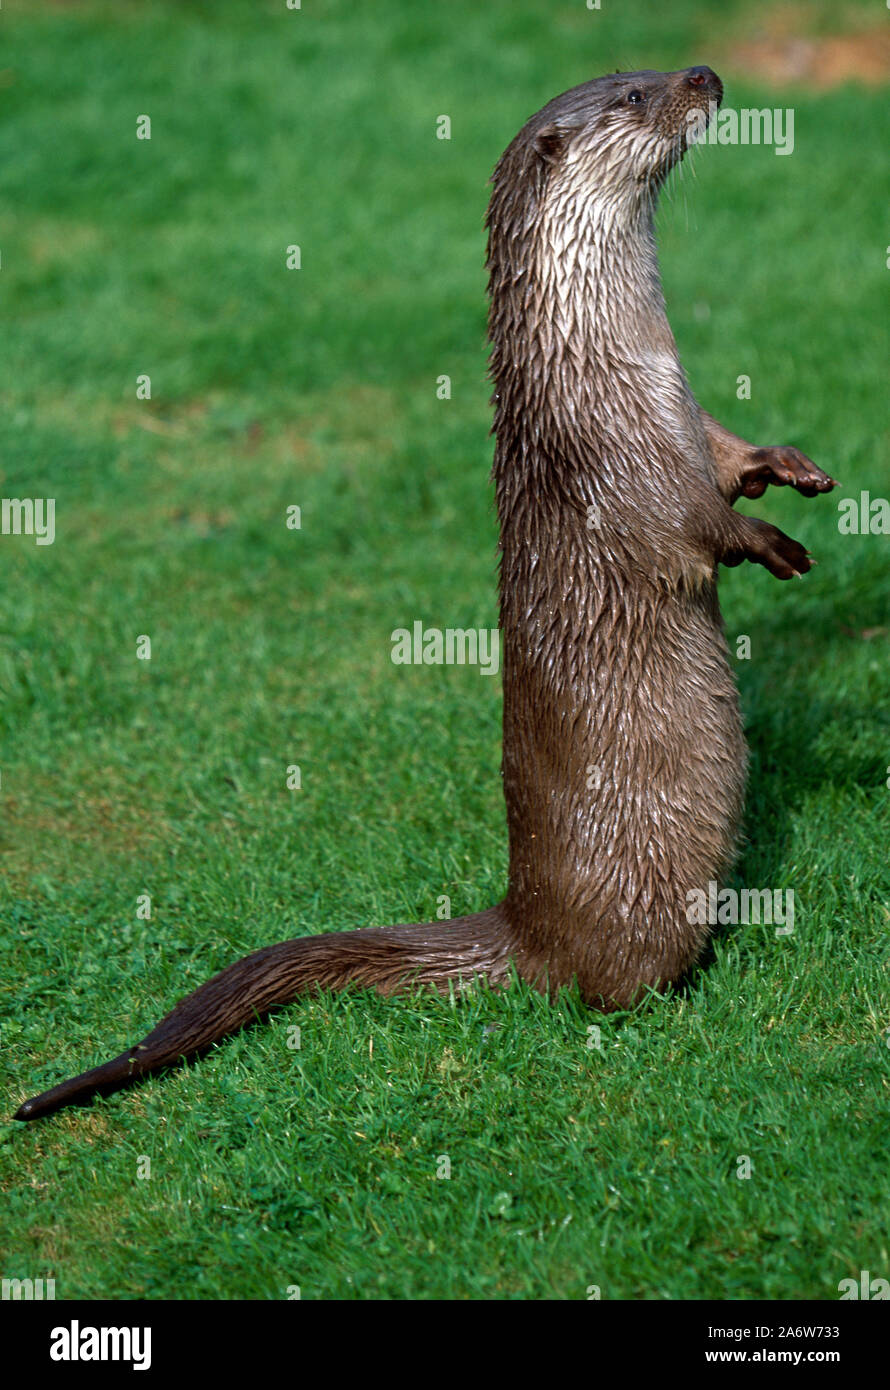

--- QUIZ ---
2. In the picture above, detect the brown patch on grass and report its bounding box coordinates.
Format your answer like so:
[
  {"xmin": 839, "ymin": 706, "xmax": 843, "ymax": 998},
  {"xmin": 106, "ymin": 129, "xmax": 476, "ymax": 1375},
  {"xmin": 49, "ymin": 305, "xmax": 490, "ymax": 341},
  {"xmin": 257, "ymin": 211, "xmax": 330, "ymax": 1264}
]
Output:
[
  {"xmin": 1, "ymin": 782, "xmax": 169, "ymax": 888},
  {"xmin": 28, "ymin": 381, "xmax": 397, "ymax": 485},
  {"xmin": 24, "ymin": 1225, "xmax": 67, "ymax": 1265},
  {"xmin": 21, "ymin": 218, "xmax": 106, "ymax": 268},
  {"xmin": 719, "ymin": 8, "xmax": 890, "ymax": 89},
  {"xmin": 320, "ymin": 383, "xmax": 400, "ymax": 440},
  {"xmin": 167, "ymin": 506, "xmax": 237, "ymax": 537},
  {"xmin": 109, "ymin": 389, "xmax": 391, "ymax": 478}
]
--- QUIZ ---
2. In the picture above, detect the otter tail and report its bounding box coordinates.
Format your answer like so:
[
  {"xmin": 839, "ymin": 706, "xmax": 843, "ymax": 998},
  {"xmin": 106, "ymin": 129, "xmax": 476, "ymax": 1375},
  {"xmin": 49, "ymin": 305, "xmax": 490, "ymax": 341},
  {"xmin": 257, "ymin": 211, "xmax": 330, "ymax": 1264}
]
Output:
[{"xmin": 14, "ymin": 907, "xmax": 514, "ymax": 1122}]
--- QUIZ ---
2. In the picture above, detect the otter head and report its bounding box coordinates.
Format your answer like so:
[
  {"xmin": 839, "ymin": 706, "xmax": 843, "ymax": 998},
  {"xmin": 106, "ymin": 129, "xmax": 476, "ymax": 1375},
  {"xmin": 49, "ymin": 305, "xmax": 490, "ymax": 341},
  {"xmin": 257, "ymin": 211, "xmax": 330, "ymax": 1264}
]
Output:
[
  {"xmin": 529, "ymin": 66, "xmax": 722, "ymax": 207},
  {"xmin": 486, "ymin": 67, "xmax": 725, "ymax": 406},
  {"xmin": 488, "ymin": 66, "xmax": 723, "ymax": 247}
]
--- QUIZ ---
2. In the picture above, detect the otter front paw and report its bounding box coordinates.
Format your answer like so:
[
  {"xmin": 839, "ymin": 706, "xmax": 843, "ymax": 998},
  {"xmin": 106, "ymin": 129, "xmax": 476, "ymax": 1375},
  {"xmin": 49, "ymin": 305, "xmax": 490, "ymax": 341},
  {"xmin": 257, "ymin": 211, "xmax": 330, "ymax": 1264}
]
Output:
[
  {"xmin": 724, "ymin": 516, "xmax": 813, "ymax": 579},
  {"xmin": 741, "ymin": 447, "xmax": 838, "ymax": 499}
]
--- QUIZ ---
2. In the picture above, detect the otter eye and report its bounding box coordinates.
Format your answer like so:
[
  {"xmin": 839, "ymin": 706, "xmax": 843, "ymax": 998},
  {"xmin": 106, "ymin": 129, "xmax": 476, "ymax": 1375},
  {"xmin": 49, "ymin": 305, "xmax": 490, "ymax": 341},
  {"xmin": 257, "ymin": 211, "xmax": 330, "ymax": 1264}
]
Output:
[{"xmin": 626, "ymin": 89, "xmax": 645, "ymax": 105}]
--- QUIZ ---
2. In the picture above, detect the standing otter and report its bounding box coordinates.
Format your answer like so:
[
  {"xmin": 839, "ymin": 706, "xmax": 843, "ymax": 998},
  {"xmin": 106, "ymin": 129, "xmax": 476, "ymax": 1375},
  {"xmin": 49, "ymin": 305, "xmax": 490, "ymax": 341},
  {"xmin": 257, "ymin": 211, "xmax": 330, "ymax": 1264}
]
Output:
[{"xmin": 15, "ymin": 66, "xmax": 835, "ymax": 1122}]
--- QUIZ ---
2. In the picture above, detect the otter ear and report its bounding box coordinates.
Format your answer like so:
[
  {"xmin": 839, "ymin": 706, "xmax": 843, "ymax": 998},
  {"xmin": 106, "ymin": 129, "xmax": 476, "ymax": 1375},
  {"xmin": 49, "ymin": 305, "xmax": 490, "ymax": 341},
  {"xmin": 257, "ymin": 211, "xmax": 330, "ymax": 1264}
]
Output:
[{"xmin": 533, "ymin": 122, "xmax": 566, "ymax": 164}]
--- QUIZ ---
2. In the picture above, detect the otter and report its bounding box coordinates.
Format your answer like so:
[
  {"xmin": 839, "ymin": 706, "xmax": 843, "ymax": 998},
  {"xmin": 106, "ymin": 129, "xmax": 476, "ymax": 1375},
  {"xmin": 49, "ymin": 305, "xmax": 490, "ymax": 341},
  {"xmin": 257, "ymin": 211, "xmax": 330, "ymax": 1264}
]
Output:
[{"xmin": 15, "ymin": 66, "xmax": 835, "ymax": 1122}]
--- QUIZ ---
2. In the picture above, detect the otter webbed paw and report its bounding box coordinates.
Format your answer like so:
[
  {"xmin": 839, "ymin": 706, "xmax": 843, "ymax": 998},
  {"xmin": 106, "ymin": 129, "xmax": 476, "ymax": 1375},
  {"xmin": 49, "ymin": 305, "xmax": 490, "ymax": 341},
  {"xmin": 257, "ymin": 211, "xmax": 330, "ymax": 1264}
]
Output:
[
  {"xmin": 723, "ymin": 516, "xmax": 813, "ymax": 580},
  {"xmin": 740, "ymin": 446, "xmax": 838, "ymax": 499}
]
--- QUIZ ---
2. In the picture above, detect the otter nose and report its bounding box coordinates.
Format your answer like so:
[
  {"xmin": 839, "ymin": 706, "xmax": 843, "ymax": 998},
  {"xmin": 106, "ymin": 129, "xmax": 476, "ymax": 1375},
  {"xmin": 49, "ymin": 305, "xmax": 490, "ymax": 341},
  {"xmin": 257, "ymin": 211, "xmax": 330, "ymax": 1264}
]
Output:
[{"xmin": 686, "ymin": 66, "xmax": 723, "ymax": 98}]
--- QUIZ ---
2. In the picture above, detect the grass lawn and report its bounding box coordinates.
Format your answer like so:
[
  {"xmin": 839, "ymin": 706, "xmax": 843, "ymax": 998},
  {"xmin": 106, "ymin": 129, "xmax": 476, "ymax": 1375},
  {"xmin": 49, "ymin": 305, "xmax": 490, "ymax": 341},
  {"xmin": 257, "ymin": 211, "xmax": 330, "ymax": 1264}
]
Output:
[{"xmin": 1, "ymin": 0, "xmax": 888, "ymax": 1300}]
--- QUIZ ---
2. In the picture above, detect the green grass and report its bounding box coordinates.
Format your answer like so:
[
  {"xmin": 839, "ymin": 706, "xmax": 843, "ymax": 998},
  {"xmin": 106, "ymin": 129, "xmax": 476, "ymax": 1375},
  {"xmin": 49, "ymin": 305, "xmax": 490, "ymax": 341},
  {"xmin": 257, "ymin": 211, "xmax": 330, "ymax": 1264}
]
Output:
[{"xmin": 1, "ymin": 0, "xmax": 889, "ymax": 1300}]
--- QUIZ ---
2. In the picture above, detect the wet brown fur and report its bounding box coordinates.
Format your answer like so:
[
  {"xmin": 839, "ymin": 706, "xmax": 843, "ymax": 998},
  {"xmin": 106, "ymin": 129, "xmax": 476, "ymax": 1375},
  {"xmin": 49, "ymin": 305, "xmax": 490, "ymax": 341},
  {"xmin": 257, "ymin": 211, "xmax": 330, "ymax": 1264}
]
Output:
[{"xmin": 15, "ymin": 67, "xmax": 835, "ymax": 1121}]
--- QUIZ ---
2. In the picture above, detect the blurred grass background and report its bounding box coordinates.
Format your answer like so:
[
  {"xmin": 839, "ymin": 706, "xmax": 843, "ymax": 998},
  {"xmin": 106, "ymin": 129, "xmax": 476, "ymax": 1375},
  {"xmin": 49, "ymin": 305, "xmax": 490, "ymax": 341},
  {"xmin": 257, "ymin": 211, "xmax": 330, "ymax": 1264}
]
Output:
[{"xmin": 0, "ymin": 0, "xmax": 888, "ymax": 1299}]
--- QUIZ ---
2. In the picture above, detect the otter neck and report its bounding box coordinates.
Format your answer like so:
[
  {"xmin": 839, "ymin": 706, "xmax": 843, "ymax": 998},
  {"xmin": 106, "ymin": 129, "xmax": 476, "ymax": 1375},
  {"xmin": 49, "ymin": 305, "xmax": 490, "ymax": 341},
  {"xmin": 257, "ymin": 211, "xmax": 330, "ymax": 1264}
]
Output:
[
  {"xmin": 538, "ymin": 193, "xmax": 672, "ymax": 365},
  {"xmin": 490, "ymin": 184, "xmax": 707, "ymax": 555}
]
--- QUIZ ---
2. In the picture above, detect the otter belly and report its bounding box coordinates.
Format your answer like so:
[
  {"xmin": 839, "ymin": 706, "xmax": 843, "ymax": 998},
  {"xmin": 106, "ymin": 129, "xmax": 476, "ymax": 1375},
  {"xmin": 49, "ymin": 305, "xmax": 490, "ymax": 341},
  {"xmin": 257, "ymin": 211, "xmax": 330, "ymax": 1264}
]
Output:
[{"xmin": 500, "ymin": 587, "xmax": 746, "ymax": 1006}]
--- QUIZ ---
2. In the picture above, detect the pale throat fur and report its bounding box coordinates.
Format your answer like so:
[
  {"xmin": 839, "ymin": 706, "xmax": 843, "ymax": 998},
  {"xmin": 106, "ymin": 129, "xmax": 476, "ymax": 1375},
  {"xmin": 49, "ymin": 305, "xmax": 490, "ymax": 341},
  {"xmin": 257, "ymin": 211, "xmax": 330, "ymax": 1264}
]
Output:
[{"xmin": 494, "ymin": 89, "xmax": 723, "ymax": 592}]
